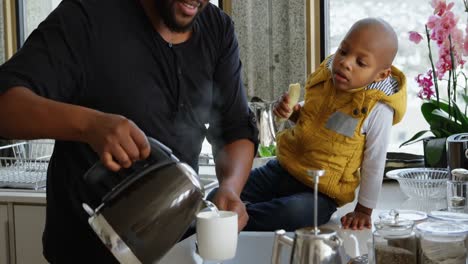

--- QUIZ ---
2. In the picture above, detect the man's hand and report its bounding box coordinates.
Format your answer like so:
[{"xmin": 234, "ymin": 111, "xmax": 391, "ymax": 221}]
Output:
[
  {"xmin": 83, "ymin": 112, "xmax": 151, "ymax": 171},
  {"xmin": 211, "ymin": 185, "xmax": 249, "ymax": 231},
  {"xmin": 340, "ymin": 203, "xmax": 372, "ymax": 230}
]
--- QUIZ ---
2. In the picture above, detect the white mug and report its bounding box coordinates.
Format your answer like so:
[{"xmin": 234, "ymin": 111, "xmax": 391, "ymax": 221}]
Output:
[{"xmin": 196, "ymin": 210, "xmax": 238, "ymax": 261}]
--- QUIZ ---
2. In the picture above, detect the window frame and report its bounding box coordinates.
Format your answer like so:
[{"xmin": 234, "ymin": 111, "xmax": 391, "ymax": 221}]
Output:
[
  {"xmin": 3, "ymin": 0, "xmax": 17, "ymax": 60},
  {"xmin": 15, "ymin": 0, "xmax": 25, "ymax": 49},
  {"xmin": 307, "ymin": 0, "xmax": 325, "ymax": 74}
]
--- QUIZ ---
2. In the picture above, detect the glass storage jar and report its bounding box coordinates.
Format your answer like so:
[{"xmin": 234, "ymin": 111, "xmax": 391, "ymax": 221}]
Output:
[
  {"xmin": 373, "ymin": 210, "xmax": 417, "ymax": 264},
  {"xmin": 416, "ymin": 221, "xmax": 468, "ymax": 264}
]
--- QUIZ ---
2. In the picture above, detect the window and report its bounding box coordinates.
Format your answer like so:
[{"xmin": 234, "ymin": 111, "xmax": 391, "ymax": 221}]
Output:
[
  {"xmin": 17, "ymin": 0, "xmax": 60, "ymax": 45},
  {"xmin": 323, "ymin": 0, "xmax": 468, "ymax": 154}
]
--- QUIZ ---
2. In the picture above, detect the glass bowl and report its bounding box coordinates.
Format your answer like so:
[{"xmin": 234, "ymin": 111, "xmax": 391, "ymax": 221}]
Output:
[{"xmin": 386, "ymin": 168, "xmax": 448, "ymax": 199}]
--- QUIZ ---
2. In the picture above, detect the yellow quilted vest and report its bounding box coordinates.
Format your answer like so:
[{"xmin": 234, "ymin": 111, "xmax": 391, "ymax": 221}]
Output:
[{"xmin": 276, "ymin": 59, "xmax": 407, "ymax": 206}]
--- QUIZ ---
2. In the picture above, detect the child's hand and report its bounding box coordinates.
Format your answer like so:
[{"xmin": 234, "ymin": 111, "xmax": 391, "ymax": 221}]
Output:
[
  {"xmin": 340, "ymin": 211, "xmax": 372, "ymax": 230},
  {"xmin": 273, "ymin": 92, "xmax": 301, "ymax": 121}
]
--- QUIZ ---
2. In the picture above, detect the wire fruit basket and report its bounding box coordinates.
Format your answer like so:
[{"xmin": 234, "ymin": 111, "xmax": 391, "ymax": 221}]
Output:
[
  {"xmin": 0, "ymin": 140, "xmax": 54, "ymax": 190},
  {"xmin": 386, "ymin": 168, "xmax": 448, "ymax": 199}
]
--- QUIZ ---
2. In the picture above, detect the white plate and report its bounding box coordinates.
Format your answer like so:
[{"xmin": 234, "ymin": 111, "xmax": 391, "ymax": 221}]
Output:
[
  {"xmin": 379, "ymin": 209, "xmax": 427, "ymax": 222},
  {"xmin": 428, "ymin": 211, "xmax": 468, "ymax": 222}
]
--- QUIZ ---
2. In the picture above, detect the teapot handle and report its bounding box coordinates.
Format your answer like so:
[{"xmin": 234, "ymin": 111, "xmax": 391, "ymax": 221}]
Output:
[
  {"xmin": 330, "ymin": 236, "xmax": 349, "ymax": 264},
  {"xmin": 271, "ymin": 230, "xmax": 293, "ymax": 264}
]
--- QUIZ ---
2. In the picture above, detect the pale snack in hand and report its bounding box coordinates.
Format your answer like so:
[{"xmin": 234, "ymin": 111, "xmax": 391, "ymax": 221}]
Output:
[{"xmin": 276, "ymin": 83, "xmax": 301, "ymax": 123}]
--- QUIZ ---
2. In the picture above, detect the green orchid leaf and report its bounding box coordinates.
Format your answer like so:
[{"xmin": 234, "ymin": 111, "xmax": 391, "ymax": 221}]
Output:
[
  {"xmin": 421, "ymin": 101, "xmax": 439, "ymax": 123},
  {"xmin": 399, "ymin": 130, "xmax": 432, "ymax": 147},
  {"xmin": 451, "ymin": 101, "xmax": 468, "ymax": 128},
  {"xmin": 431, "ymin": 129, "xmax": 444, "ymax": 138},
  {"xmin": 430, "ymin": 99, "xmax": 450, "ymax": 111},
  {"xmin": 430, "ymin": 109, "xmax": 464, "ymax": 134},
  {"xmin": 462, "ymin": 94, "xmax": 468, "ymax": 105}
]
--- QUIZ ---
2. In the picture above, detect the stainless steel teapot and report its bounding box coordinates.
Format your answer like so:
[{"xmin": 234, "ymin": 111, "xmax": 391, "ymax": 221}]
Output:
[
  {"xmin": 271, "ymin": 170, "xmax": 348, "ymax": 264},
  {"xmin": 271, "ymin": 228, "xmax": 347, "ymax": 264},
  {"xmin": 82, "ymin": 137, "xmax": 205, "ymax": 264}
]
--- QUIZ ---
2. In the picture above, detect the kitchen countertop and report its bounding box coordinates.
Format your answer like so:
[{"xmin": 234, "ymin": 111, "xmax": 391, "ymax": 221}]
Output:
[
  {"xmin": 160, "ymin": 181, "xmax": 449, "ymax": 264},
  {"xmin": 0, "ymin": 178, "xmax": 449, "ymax": 263},
  {"xmin": 0, "ymin": 188, "xmax": 46, "ymax": 204},
  {"xmin": 159, "ymin": 212, "xmax": 374, "ymax": 264}
]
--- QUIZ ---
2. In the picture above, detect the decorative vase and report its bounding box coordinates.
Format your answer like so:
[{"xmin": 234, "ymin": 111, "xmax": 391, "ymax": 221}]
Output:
[{"xmin": 423, "ymin": 137, "xmax": 448, "ymax": 168}]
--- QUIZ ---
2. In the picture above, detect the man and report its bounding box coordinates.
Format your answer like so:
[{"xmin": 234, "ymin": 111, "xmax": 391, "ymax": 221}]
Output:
[{"xmin": 0, "ymin": 0, "xmax": 258, "ymax": 262}]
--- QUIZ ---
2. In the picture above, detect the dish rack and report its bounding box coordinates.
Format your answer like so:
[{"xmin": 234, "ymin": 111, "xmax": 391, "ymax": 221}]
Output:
[{"xmin": 0, "ymin": 140, "xmax": 54, "ymax": 190}]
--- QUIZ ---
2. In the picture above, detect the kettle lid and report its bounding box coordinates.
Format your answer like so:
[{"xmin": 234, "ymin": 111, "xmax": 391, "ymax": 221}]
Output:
[{"xmin": 447, "ymin": 133, "xmax": 468, "ymax": 142}]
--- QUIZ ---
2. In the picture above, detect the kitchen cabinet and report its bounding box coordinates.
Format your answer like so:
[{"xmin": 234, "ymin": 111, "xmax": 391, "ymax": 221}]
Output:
[
  {"xmin": 0, "ymin": 190, "xmax": 46, "ymax": 264},
  {"xmin": 14, "ymin": 205, "xmax": 47, "ymax": 264},
  {"xmin": 0, "ymin": 204, "xmax": 9, "ymax": 264}
]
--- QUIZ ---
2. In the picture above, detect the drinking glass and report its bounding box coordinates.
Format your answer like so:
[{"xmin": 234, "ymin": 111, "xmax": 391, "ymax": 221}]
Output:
[{"xmin": 447, "ymin": 180, "xmax": 468, "ymax": 212}]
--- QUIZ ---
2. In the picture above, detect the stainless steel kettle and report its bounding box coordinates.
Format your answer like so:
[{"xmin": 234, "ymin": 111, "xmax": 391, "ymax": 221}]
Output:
[
  {"xmin": 82, "ymin": 137, "xmax": 205, "ymax": 264},
  {"xmin": 447, "ymin": 133, "xmax": 468, "ymax": 180},
  {"xmin": 271, "ymin": 170, "xmax": 347, "ymax": 264}
]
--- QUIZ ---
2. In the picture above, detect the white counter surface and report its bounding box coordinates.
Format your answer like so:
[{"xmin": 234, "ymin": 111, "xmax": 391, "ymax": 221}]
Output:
[
  {"xmin": 0, "ymin": 188, "xmax": 46, "ymax": 204},
  {"xmin": 160, "ymin": 232, "xmax": 292, "ymax": 264},
  {"xmin": 159, "ymin": 212, "xmax": 376, "ymax": 264}
]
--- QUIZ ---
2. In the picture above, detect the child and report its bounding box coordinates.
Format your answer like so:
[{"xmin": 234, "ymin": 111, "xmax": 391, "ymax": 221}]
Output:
[{"xmin": 240, "ymin": 17, "xmax": 406, "ymax": 231}]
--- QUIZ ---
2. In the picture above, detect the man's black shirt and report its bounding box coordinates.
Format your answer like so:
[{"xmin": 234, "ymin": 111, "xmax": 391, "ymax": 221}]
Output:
[{"xmin": 0, "ymin": 0, "xmax": 257, "ymax": 262}]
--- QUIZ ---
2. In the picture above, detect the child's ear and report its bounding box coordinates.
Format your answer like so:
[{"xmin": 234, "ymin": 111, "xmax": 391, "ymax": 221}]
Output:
[{"xmin": 374, "ymin": 68, "xmax": 391, "ymax": 82}]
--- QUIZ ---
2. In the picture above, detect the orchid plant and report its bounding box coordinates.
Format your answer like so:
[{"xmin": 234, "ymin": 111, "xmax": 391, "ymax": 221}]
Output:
[{"xmin": 400, "ymin": 0, "xmax": 468, "ymax": 166}]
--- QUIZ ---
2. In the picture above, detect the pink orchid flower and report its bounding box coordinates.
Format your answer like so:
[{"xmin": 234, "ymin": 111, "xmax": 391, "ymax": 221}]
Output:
[
  {"xmin": 431, "ymin": 0, "xmax": 454, "ymax": 16},
  {"xmin": 465, "ymin": 25, "xmax": 468, "ymax": 56},
  {"xmin": 409, "ymin": 31, "xmax": 423, "ymax": 44},
  {"xmin": 464, "ymin": 36, "xmax": 468, "ymax": 56},
  {"xmin": 416, "ymin": 70, "xmax": 435, "ymax": 100}
]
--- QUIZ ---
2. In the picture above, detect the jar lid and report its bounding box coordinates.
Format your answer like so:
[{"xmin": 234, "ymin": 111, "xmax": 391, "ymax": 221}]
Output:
[
  {"xmin": 374, "ymin": 209, "xmax": 414, "ymax": 237},
  {"xmin": 428, "ymin": 211, "xmax": 468, "ymax": 222},
  {"xmin": 416, "ymin": 221, "xmax": 468, "ymax": 236},
  {"xmin": 451, "ymin": 168, "xmax": 468, "ymax": 181},
  {"xmin": 379, "ymin": 209, "xmax": 427, "ymax": 222}
]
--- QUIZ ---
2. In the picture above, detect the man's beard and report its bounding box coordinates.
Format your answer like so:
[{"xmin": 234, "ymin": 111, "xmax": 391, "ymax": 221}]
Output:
[{"xmin": 154, "ymin": 0, "xmax": 199, "ymax": 33}]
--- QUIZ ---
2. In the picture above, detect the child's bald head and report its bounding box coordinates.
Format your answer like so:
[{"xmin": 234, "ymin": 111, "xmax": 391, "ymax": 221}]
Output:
[
  {"xmin": 345, "ymin": 18, "xmax": 398, "ymax": 69},
  {"xmin": 331, "ymin": 18, "xmax": 399, "ymax": 91}
]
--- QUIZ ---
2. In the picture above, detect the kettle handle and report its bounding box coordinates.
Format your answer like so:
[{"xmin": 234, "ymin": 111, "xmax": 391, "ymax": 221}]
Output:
[
  {"xmin": 271, "ymin": 230, "xmax": 293, "ymax": 264},
  {"xmin": 83, "ymin": 137, "xmax": 177, "ymax": 208}
]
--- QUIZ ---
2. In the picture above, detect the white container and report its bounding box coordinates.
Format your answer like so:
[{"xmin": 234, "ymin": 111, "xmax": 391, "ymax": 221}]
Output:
[
  {"xmin": 373, "ymin": 210, "xmax": 417, "ymax": 264},
  {"xmin": 416, "ymin": 221, "xmax": 468, "ymax": 264}
]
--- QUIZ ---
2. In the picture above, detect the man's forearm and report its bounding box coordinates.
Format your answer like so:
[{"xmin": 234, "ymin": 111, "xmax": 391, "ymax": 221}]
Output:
[
  {"xmin": 214, "ymin": 139, "xmax": 254, "ymax": 195},
  {"xmin": 0, "ymin": 86, "xmax": 96, "ymax": 141}
]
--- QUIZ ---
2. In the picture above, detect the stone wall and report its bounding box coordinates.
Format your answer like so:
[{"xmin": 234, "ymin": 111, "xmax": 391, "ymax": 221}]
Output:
[
  {"xmin": 23, "ymin": 0, "xmax": 54, "ymax": 40},
  {"xmin": 231, "ymin": 0, "xmax": 307, "ymax": 102}
]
